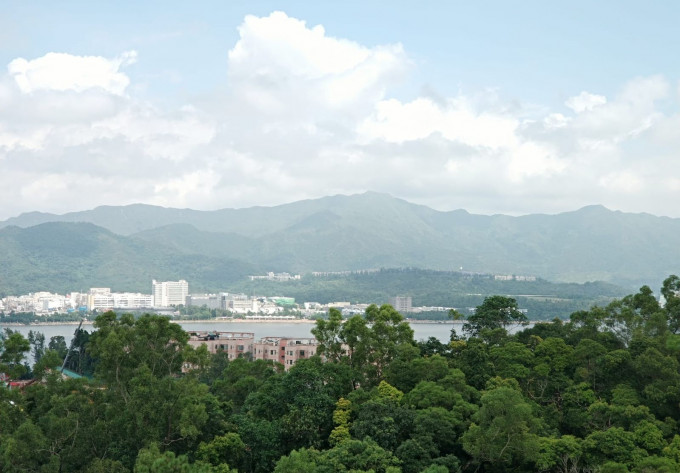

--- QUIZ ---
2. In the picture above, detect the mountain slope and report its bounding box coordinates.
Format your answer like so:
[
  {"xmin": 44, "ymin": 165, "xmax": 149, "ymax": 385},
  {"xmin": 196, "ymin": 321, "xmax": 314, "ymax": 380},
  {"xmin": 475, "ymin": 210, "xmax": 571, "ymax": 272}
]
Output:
[
  {"xmin": 0, "ymin": 222, "xmax": 259, "ymax": 296},
  {"xmin": 2, "ymin": 193, "xmax": 679, "ymax": 288}
]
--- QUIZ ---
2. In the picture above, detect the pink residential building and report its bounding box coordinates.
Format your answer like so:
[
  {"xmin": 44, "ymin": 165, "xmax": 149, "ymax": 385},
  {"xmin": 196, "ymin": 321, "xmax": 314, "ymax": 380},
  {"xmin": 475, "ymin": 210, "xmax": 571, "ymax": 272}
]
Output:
[
  {"xmin": 187, "ymin": 331, "xmax": 320, "ymax": 371},
  {"xmin": 253, "ymin": 336, "xmax": 320, "ymax": 370},
  {"xmin": 186, "ymin": 331, "xmax": 255, "ymax": 360}
]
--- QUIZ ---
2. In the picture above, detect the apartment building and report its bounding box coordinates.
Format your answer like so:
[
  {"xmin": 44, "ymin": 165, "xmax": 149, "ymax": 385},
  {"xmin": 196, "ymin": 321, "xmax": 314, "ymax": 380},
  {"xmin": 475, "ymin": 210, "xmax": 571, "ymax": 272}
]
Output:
[
  {"xmin": 253, "ymin": 337, "xmax": 319, "ymax": 370},
  {"xmin": 187, "ymin": 332, "xmax": 319, "ymax": 371},
  {"xmin": 186, "ymin": 331, "xmax": 255, "ymax": 360},
  {"xmin": 388, "ymin": 296, "xmax": 413, "ymax": 313},
  {"xmin": 152, "ymin": 280, "xmax": 189, "ymax": 307}
]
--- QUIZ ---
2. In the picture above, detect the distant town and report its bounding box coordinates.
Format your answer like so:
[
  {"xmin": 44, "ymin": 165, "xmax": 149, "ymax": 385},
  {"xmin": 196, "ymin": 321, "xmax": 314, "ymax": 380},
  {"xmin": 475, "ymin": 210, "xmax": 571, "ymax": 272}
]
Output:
[{"xmin": 0, "ymin": 277, "xmax": 467, "ymax": 319}]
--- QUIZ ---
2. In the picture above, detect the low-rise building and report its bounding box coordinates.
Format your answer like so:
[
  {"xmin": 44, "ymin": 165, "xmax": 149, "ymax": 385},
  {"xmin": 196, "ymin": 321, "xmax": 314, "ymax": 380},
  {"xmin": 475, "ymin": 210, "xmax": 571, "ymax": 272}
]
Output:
[
  {"xmin": 87, "ymin": 288, "xmax": 153, "ymax": 311},
  {"xmin": 187, "ymin": 332, "xmax": 319, "ymax": 371},
  {"xmin": 185, "ymin": 293, "xmax": 223, "ymax": 310},
  {"xmin": 186, "ymin": 331, "xmax": 255, "ymax": 360},
  {"xmin": 253, "ymin": 337, "xmax": 319, "ymax": 370}
]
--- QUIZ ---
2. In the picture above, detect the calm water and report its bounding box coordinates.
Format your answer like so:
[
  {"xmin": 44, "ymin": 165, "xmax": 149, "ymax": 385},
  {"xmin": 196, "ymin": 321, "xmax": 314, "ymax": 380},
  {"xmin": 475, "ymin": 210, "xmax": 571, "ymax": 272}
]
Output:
[{"xmin": 2, "ymin": 320, "xmax": 460, "ymax": 347}]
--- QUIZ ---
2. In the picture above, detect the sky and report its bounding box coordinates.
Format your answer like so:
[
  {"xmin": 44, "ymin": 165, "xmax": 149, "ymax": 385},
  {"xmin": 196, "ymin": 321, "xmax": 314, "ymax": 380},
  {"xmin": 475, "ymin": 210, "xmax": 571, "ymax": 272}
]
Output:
[{"xmin": 1, "ymin": 1, "xmax": 680, "ymax": 220}]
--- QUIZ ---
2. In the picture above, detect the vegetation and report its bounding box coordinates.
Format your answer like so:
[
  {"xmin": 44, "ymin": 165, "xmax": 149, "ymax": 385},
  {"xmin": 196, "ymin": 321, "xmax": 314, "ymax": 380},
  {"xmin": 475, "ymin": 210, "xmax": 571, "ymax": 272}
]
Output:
[
  {"xmin": 4, "ymin": 193, "xmax": 680, "ymax": 287},
  {"xmin": 3, "ymin": 277, "xmax": 680, "ymax": 472},
  {"xmin": 233, "ymin": 268, "xmax": 627, "ymax": 320}
]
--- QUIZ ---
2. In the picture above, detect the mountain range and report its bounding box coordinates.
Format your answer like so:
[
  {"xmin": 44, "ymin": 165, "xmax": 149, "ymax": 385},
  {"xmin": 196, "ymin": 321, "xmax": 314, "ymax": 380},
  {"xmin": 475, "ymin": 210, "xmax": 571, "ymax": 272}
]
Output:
[{"xmin": 1, "ymin": 192, "xmax": 678, "ymax": 296}]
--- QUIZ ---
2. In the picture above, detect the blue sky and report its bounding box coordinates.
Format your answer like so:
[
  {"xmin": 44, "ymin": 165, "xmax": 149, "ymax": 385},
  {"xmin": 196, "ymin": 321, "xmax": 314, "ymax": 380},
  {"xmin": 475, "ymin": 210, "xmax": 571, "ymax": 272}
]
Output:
[{"xmin": 1, "ymin": 1, "xmax": 679, "ymax": 218}]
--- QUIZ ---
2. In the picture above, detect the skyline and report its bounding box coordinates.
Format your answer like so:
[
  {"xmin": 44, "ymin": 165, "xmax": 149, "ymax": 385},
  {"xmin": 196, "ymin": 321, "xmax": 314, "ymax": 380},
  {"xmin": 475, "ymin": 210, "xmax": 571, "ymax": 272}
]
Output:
[{"xmin": 1, "ymin": 1, "xmax": 680, "ymax": 219}]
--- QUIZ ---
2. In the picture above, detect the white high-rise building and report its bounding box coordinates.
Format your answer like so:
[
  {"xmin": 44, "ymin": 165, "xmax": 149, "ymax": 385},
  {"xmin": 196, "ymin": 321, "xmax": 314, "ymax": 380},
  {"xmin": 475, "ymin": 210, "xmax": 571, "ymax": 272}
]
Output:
[{"xmin": 152, "ymin": 280, "xmax": 189, "ymax": 307}]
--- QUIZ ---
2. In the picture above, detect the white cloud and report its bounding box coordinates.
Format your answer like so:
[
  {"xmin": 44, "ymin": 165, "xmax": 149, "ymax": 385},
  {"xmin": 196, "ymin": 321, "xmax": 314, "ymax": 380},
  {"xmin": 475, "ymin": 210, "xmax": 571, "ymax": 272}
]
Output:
[
  {"xmin": 227, "ymin": 11, "xmax": 407, "ymax": 117},
  {"xmin": 565, "ymin": 91, "xmax": 607, "ymax": 113},
  {"xmin": 0, "ymin": 12, "xmax": 680, "ymax": 221},
  {"xmin": 359, "ymin": 97, "xmax": 519, "ymax": 149},
  {"xmin": 8, "ymin": 51, "xmax": 136, "ymax": 95},
  {"xmin": 599, "ymin": 171, "xmax": 645, "ymax": 193}
]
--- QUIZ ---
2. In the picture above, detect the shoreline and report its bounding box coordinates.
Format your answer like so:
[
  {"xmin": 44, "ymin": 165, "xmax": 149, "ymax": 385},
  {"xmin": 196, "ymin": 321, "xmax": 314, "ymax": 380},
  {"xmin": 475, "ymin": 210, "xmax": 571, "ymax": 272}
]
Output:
[{"xmin": 0, "ymin": 318, "xmax": 461, "ymax": 326}]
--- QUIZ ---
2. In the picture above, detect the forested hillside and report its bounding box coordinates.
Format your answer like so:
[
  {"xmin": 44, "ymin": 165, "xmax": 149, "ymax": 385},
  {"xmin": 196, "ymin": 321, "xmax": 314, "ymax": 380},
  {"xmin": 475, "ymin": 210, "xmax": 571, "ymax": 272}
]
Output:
[
  {"xmin": 0, "ymin": 223, "xmax": 629, "ymax": 317},
  {"xmin": 3, "ymin": 277, "xmax": 680, "ymax": 472},
  {"xmin": 231, "ymin": 268, "xmax": 629, "ymax": 320},
  {"xmin": 2, "ymin": 193, "xmax": 680, "ymax": 286},
  {"xmin": 0, "ymin": 222, "xmax": 259, "ymax": 296}
]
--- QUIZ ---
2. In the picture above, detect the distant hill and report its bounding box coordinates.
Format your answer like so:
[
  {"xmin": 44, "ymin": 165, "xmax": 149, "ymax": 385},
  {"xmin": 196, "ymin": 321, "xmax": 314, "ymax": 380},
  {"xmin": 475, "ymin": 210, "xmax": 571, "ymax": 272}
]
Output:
[
  {"xmin": 0, "ymin": 222, "xmax": 259, "ymax": 296},
  {"xmin": 1, "ymin": 192, "xmax": 679, "ymax": 288},
  {"xmin": 227, "ymin": 268, "xmax": 629, "ymax": 320}
]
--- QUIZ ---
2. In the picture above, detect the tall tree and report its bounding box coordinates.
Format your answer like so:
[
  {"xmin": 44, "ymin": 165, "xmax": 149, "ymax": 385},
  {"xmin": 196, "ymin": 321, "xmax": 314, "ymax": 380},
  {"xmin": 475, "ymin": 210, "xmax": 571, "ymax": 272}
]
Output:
[
  {"xmin": 0, "ymin": 329, "xmax": 30, "ymax": 379},
  {"xmin": 463, "ymin": 296, "xmax": 528, "ymax": 338}
]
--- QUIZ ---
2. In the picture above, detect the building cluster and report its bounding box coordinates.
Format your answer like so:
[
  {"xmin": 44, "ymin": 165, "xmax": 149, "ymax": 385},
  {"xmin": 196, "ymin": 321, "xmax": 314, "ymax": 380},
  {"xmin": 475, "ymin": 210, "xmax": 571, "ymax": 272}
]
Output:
[
  {"xmin": 0, "ymin": 275, "xmax": 450, "ymax": 320},
  {"xmin": 494, "ymin": 274, "xmax": 537, "ymax": 281},
  {"xmin": 185, "ymin": 293, "xmax": 297, "ymax": 314},
  {"xmin": 185, "ymin": 331, "xmax": 319, "ymax": 370},
  {"xmin": 248, "ymin": 272, "xmax": 301, "ymax": 282},
  {"xmin": 0, "ymin": 280, "xmax": 189, "ymax": 314}
]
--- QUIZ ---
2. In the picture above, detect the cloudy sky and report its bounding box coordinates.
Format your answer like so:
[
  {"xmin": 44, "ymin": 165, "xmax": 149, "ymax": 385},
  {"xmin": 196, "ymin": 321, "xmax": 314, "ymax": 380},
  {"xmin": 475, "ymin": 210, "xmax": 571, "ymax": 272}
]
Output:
[{"xmin": 1, "ymin": 1, "xmax": 679, "ymax": 220}]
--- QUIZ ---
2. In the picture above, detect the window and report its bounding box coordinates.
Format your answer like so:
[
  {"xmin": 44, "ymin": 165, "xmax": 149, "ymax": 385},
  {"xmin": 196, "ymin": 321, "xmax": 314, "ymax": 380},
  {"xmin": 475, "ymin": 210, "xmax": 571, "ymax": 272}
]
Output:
[{"xmin": 299, "ymin": 350, "xmax": 305, "ymax": 357}]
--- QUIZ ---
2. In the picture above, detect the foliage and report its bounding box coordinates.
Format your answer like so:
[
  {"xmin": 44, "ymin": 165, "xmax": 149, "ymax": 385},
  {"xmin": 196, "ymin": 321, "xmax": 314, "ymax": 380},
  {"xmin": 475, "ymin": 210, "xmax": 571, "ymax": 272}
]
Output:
[{"xmin": 5, "ymin": 278, "xmax": 680, "ymax": 473}]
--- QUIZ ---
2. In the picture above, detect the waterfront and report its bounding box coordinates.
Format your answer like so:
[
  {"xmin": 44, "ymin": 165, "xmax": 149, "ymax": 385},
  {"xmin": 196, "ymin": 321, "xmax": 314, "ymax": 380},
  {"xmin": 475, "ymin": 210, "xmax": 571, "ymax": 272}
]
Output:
[{"xmin": 1, "ymin": 320, "xmax": 461, "ymax": 347}]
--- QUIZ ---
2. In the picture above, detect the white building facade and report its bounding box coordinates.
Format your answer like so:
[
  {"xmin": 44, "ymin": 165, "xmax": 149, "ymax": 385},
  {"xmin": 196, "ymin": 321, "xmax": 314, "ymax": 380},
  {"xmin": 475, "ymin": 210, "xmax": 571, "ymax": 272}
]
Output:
[{"xmin": 152, "ymin": 279, "xmax": 189, "ymax": 307}]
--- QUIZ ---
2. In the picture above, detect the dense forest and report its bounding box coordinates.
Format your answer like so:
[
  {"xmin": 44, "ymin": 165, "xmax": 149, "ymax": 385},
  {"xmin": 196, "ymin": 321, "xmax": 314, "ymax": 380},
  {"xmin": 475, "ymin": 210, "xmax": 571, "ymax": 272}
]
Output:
[{"xmin": 2, "ymin": 276, "xmax": 680, "ymax": 472}]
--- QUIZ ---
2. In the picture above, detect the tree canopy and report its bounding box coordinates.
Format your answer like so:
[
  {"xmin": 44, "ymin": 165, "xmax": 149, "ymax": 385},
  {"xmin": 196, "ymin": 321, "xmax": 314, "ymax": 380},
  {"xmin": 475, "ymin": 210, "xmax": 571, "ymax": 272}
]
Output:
[{"xmin": 3, "ymin": 278, "xmax": 680, "ymax": 472}]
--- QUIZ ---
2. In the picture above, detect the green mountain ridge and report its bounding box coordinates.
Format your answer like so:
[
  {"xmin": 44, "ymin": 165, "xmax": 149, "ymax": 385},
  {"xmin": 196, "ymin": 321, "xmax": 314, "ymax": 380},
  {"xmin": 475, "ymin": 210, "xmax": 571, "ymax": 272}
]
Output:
[
  {"xmin": 2, "ymin": 192, "xmax": 679, "ymax": 288},
  {"xmin": 0, "ymin": 222, "xmax": 259, "ymax": 296}
]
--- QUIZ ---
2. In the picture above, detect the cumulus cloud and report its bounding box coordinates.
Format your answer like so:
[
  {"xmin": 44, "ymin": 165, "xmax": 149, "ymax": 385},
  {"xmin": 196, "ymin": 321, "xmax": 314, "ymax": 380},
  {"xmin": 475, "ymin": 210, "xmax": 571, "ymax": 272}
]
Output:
[
  {"xmin": 565, "ymin": 91, "xmax": 607, "ymax": 113},
  {"xmin": 0, "ymin": 12, "xmax": 679, "ymax": 220},
  {"xmin": 8, "ymin": 51, "xmax": 137, "ymax": 95},
  {"xmin": 227, "ymin": 11, "xmax": 407, "ymax": 118}
]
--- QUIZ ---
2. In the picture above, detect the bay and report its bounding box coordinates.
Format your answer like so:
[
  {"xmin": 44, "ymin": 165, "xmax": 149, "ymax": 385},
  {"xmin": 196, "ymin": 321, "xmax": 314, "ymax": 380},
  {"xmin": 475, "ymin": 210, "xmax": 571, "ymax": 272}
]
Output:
[{"xmin": 1, "ymin": 320, "xmax": 460, "ymax": 348}]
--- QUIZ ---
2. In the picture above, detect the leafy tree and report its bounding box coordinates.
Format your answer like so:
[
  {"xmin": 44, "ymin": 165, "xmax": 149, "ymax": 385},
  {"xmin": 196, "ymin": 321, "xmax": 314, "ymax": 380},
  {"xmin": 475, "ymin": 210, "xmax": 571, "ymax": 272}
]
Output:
[
  {"xmin": 583, "ymin": 427, "xmax": 646, "ymax": 469},
  {"xmin": 48, "ymin": 335, "xmax": 68, "ymax": 360},
  {"xmin": 661, "ymin": 275, "xmax": 680, "ymax": 334},
  {"xmin": 87, "ymin": 312, "xmax": 193, "ymax": 397},
  {"xmin": 0, "ymin": 329, "xmax": 30, "ymax": 379},
  {"xmin": 195, "ymin": 433, "xmax": 245, "ymax": 471},
  {"xmin": 632, "ymin": 456, "xmax": 680, "ymax": 473},
  {"xmin": 329, "ymin": 397, "xmax": 352, "ymax": 446},
  {"xmin": 27, "ymin": 330, "xmax": 45, "ymax": 364},
  {"xmin": 64, "ymin": 327, "xmax": 96, "ymax": 376},
  {"xmin": 365, "ymin": 304, "xmax": 414, "ymax": 377},
  {"xmin": 463, "ymin": 295, "xmax": 528, "ymax": 337},
  {"xmin": 135, "ymin": 443, "xmax": 233, "ymax": 473},
  {"xmin": 535, "ymin": 435, "xmax": 584, "ymax": 473},
  {"xmin": 462, "ymin": 385, "xmax": 541, "ymax": 470},
  {"xmin": 0, "ymin": 420, "xmax": 53, "ymax": 473},
  {"xmin": 312, "ymin": 307, "xmax": 346, "ymax": 363}
]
